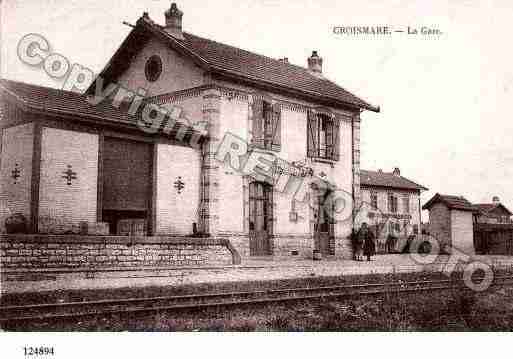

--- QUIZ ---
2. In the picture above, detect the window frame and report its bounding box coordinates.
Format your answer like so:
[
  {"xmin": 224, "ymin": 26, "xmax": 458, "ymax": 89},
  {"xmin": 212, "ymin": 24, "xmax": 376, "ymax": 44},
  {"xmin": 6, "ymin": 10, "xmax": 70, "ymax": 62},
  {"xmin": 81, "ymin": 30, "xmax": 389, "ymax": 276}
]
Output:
[
  {"xmin": 370, "ymin": 191, "xmax": 378, "ymax": 210},
  {"xmin": 307, "ymin": 110, "xmax": 340, "ymax": 161},
  {"xmin": 251, "ymin": 98, "xmax": 281, "ymax": 152},
  {"xmin": 388, "ymin": 192, "xmax": 398, "ymax": 213},
  {"xmin": 316, "ymin": 113, "xmax": 332, "ymax": 159},
  {"xmin": 145, "ymin": 55, "xmax": 163, "ymax": 82},
  {"xmin": 262, "ymin": 101, "xmax": 273, "ymax": 150},
  {"xmin": 315, "ymin": 113, "xmax": 335, "ymax": 160},
  {"xmin": 402, "ymin": 195, "xmax": 410, "ymax": 214}
]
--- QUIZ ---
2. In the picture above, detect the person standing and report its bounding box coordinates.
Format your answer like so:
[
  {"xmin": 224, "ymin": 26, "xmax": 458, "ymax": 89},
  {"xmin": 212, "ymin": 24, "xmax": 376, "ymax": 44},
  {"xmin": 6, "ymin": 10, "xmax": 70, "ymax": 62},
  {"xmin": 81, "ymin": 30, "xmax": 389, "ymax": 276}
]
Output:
[
  {"xmin": 362, "ymin": 223, "xmax": 376, "ymax": 261},
  {"xmin": 355, "ymin": 223, "xmax": 369, "ymax": 261}
]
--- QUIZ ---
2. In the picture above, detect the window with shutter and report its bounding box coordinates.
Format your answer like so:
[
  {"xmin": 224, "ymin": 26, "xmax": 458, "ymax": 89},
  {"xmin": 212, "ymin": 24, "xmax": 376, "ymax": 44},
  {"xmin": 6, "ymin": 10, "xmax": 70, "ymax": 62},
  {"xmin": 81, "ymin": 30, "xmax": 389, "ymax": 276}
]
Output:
[
  {"xmin": 371, "ymin": 192, "xmax": 378, "ymax": 210},
  {"xmin": 252, "ymin": 98, "xmax": 281, "ymax": 152},
  {"xmin": 388, "ymin": 192, "xmax": 398, "ymax": 213},
  {"xmin": 403, "ymin": 196, "xmax": 410, "ymax": 214},
  {"xmin": 307, "ymin": 111, "xmax": 340, "ymax": 161},
  {"xmin": 320, "ymin": 115, "xmax": 330, "ymax": 158}
]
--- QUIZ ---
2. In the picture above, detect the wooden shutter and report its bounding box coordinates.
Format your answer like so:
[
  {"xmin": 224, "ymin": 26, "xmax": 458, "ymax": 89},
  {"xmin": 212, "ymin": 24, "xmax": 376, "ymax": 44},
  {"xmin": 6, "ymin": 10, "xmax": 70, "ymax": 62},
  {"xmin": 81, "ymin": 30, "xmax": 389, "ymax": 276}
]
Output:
[
  {"xmin": 271, "ymin": 102, "xmax": 281, "ymax": 152},
  {"xmin": 307, "ymin": 110, "xmax": 318, "ymax": 157},
  {"xmin": 332, "ymin": 117, "xmax": 340, "ymax": 161},
  {"xmin": 252, "ymin": 97, "xmax": 264, "ymax": 148},
  {"xmin": 325, "ymin": 115, "xmax": 334, "ymax": 159}
]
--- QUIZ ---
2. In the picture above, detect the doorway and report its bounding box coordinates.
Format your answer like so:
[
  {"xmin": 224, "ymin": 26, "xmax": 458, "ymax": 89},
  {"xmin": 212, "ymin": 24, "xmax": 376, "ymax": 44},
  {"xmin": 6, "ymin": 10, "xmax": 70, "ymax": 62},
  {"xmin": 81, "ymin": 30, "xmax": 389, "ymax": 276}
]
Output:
[
  {"xmin": 249, "ymin": 181, "xmax": 273, "ymax": 256},
  {"xmin": 101, "ymin": 137, "xmax": 153, "ymax": 235},
  {"xmin": 314, "ymin": 187, "xmax": 335, "ymax": 256}
]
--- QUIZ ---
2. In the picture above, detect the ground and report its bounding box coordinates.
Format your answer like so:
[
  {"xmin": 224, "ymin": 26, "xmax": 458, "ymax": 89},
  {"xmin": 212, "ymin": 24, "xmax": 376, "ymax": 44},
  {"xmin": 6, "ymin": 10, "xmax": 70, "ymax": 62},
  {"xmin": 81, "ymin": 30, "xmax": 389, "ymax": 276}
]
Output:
[
  {"xmin": 3, "ymin": 271, "xmax": 513, "ymax": 331},
  {"xmin": 2, "ymin": 254, "xmax": 513, "ymax": 331},
  {"xmin": 3, "ymin": 254, "xmax": 513, "ymax": 294}
]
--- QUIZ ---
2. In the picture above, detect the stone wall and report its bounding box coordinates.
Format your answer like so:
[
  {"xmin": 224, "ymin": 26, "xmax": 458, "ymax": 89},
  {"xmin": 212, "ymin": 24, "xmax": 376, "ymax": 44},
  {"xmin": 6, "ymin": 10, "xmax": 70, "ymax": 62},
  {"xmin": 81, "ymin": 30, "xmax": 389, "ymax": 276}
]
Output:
[
  {"xmin": 0, "ymin": 235, "xmax": 238, "ymax": 270},
  {"xmin": 219, "ymin": 233, "xmax": 353, "ymax": 259}
]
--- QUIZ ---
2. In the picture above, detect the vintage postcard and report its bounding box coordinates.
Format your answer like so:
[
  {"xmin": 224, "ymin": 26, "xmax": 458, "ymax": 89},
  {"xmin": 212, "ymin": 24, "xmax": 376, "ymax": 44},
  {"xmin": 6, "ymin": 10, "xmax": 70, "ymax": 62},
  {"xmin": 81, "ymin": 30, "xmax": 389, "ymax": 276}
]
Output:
[{"xmin": 0, "ymin": 0, "xmax": 512, "ymax": 357}]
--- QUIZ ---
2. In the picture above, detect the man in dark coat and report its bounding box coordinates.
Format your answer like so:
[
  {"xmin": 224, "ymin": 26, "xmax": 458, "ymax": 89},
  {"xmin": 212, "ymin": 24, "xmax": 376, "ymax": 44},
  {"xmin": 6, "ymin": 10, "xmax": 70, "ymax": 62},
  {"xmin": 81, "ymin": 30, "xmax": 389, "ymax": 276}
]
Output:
[
  {"xmin": 353, "ymin": 227, "xmax": 364, "ymax": 261},
  {"xmin": 359, "ymin": 222, "xmax": 376, "ymax": 261}
]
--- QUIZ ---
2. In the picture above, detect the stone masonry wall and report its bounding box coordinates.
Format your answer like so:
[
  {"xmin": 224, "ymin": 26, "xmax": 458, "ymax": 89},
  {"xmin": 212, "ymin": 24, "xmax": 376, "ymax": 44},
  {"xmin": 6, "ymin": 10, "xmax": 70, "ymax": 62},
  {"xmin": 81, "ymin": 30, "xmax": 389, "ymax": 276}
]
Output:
[
  {"xmin": 0, "ymin": 235, "xmax": 236, "ymax": 270},
  {"xmin": 220, "ymin": 233, "xmax": 353, "ymax": 260}
]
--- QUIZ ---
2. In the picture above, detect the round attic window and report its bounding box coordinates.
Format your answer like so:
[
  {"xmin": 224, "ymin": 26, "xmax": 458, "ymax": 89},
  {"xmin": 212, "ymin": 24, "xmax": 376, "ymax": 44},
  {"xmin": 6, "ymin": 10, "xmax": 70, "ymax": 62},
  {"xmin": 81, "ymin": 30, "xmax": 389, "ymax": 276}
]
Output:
[{"xmin": 145, "ymin": 55, "xmax": 162, "ymax": 82}]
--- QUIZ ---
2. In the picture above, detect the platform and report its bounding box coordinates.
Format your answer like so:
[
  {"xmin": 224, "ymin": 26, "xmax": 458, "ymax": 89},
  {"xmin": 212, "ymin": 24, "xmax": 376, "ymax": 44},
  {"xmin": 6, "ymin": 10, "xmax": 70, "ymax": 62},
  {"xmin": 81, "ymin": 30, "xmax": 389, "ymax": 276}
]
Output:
[{"xmin": 2, "ymin": 254, "xmax": 513, "ymax": 295}]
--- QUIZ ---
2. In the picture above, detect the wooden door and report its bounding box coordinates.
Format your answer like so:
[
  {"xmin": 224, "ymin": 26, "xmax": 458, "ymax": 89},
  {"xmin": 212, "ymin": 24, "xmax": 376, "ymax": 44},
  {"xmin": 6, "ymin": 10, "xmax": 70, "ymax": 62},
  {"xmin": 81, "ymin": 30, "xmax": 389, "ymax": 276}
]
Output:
[
  {"xmin": 314, "ymin": 188, "xmax": 334, "ymax": 256},
  {"xmin": 249, "ymin": 182, "xmax": 272, "ymax": 256},
  {"xmin": 102, "ymin": 137, "xmax": 153, "ymax": 234}
]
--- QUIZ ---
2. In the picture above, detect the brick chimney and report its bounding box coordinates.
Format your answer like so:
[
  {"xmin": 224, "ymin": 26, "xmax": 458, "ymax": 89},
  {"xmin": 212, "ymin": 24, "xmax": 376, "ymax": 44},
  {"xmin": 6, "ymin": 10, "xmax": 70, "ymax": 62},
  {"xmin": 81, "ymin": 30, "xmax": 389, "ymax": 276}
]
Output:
[
  {"xmin": 392, "ymin": 167, "xmax": 401, "ymax": 176},
  {"xmin": 493, "ymin": 196, "xmax": 500, "ymax": 204},
  {"xmin": 307, "ymin": 51, "xmax": 323, "ymax": 74},
  {"xmin": 164, "ymin": 3, "xmax": 184, "ymax": 40}
]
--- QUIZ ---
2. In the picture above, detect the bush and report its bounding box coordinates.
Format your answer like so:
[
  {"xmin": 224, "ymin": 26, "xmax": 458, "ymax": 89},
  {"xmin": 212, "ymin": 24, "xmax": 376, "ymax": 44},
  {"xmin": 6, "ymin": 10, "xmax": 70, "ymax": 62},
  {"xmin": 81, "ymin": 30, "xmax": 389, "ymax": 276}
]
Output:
[{"xmin": 5, "ymin": 213, "xmax": 28, "ymax": 234}]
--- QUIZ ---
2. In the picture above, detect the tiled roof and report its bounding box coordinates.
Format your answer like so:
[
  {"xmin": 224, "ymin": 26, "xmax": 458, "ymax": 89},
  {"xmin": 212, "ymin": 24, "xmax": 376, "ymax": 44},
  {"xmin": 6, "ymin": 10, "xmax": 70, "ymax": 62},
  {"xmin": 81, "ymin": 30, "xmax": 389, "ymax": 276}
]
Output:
[
  {"xmin": 474, "ymin": 203, "xmax": 512, "ymax": 216},
  {"xmin": 474, "ymin": 204, "xmax": 496, "ymax": 213},
  {"xmin": 91, "ymin": 14, "xmax": 379, "ymax": 112},
  {"xmin": 422, "ymin": 193, "xmax": 476, "ymax": 212},
  {"xmin": 360, "ymin": 169, "xmax": 427, "ymax": 191},
  {"xmin": 181, "ymin": 32, "xmax": 376, "ymax": 111},
  {"xmin": 0, "ymin": 79, "xmax": 137, "ymax": 125}
]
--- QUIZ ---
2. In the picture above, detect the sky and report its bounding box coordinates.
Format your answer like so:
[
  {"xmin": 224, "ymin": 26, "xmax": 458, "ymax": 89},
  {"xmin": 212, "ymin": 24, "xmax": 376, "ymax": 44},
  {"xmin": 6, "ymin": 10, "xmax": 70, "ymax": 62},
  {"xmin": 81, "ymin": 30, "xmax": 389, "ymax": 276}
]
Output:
[{"xmin": 1, "ymin": 0, "xmax": 513, "ymax": 219}]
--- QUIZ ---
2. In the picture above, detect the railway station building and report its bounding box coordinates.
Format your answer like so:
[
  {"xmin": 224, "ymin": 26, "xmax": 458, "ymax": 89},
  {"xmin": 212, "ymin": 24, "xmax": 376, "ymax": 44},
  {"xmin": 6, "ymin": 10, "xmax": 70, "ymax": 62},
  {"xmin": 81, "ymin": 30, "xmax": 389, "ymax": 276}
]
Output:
[
  {"xmin": 358, "ymin": 168, "xmax": 427, "ymax": 252},
  {"xmin": 0, "ymin": 3, "xmax": 379, "ymax": 269}
]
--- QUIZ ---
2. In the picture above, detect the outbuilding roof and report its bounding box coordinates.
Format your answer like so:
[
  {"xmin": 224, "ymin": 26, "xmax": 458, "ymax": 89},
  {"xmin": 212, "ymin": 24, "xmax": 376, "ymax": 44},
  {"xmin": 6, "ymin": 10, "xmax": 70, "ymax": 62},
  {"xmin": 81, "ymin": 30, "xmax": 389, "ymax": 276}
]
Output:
[
  {"xmin": 0, "ymin": 79, "xmax": 204, "ymax": 139},
  {"xmin": 422, "ymin": 193, "xmax": 477, "ymax": 212},
  {"xmin": 0, "ymin": 79, "xmax": 136, "ymax": 125},
  {"xmin": 473, "ymin": 203, "xmax": 513, "ymax": 216}
]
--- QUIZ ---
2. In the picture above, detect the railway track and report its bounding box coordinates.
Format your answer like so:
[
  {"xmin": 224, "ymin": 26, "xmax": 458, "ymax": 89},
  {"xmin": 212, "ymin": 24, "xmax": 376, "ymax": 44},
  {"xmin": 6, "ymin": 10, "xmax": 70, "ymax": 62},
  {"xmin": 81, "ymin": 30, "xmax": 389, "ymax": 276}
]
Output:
[{"xmin": 1, "ymin": 276, "xmax": 512, "ymax": 323}]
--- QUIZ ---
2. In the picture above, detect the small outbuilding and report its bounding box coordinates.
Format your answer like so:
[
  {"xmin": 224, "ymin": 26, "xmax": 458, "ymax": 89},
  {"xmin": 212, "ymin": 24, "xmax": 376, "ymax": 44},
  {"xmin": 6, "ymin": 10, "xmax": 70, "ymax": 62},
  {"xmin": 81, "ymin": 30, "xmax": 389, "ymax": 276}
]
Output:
[
  {"xmin": 473, "ymin": 196, "xmax": 512, "ymax": 224},
  {"xmin": 422, "ymin": 193, "xmax": 477, "ymax": 255}
]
